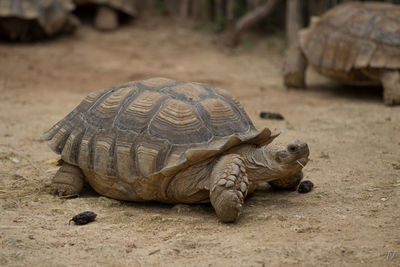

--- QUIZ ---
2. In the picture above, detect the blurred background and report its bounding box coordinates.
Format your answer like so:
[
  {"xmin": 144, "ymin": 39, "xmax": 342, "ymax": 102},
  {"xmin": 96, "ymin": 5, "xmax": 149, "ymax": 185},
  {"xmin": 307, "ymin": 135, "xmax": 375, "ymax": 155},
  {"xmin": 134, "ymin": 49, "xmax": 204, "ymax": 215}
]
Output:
[{"xmin": 0, "ymin": 1, "xmax": 399, "ymax": 266}]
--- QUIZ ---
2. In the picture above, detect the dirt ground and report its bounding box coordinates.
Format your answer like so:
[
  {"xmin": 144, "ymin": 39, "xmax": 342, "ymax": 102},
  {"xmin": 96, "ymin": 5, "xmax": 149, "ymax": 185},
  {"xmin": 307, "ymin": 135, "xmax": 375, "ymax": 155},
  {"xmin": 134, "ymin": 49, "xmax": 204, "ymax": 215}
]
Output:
[{"xmin": 0, "ymin": 18, "xmax": 399, "ymax": 266}]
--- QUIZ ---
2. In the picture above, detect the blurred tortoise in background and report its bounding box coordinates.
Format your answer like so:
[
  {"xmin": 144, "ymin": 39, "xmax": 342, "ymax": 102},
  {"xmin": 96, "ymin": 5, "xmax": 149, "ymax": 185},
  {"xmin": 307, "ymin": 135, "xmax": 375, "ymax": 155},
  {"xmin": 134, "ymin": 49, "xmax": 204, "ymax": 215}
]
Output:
[
  {"xmin": 0, "ymin": 0, "xmax": 78, "ymax": 41},
  {"xmin": 73, "ymin": 0, "xmax": 137, "ymax": 31},
  {"xmin": 41, "ymin": 77, "xmax": 310, "ymax": 222},
  {"xmin": 283, "ymin": 2, "xmax": 400, "ymax": 105}
]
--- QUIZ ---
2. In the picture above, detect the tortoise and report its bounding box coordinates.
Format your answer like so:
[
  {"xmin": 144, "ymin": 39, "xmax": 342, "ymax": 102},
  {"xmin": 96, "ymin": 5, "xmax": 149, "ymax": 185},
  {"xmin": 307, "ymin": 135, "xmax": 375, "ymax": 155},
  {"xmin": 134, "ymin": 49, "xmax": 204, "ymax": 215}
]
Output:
[
  {"xmin": 73, "ymin": 0, "xmax": 137, "ymax": 31},
  {"xmin": 41, "ymin": 77, "xmax": 309, "ymax": 222},
  {"xmin": 283, "ymin": 2, "xmax": 400, "ymax": 105},
  {"xmin": 0, "ymin": 0, "xmax": 79, "ymax": 41}
]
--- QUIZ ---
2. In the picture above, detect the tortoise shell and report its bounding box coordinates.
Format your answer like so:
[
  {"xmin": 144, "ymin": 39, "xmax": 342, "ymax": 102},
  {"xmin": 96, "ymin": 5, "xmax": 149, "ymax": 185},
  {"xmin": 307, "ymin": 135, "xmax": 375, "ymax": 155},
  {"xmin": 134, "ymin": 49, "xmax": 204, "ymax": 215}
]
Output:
[
  {"xmin": 41, "ymin": 78, "xmax": 274, "ymax": 180},
  {"xmin": 0, "ymin": 0, "xmax": 76, "ymax": 40},
  {"xmin": 74, "ymin": 0, "xmax": 137, "ymax": 16},
  {"xmin": 299, "ymin": 2, "xmax": 400, "ymax": 73}
]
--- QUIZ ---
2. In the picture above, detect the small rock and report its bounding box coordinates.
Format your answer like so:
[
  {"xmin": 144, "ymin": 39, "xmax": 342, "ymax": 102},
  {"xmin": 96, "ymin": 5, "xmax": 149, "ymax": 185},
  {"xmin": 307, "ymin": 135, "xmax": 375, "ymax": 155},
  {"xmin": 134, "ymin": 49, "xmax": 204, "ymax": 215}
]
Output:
[
  {"xmin": 9, "ymin": 157, "xmax": 19, "ymax": 163},
  {"xmin": 381, "ymin": 197, "xmax": 388, "ymax": 201}
]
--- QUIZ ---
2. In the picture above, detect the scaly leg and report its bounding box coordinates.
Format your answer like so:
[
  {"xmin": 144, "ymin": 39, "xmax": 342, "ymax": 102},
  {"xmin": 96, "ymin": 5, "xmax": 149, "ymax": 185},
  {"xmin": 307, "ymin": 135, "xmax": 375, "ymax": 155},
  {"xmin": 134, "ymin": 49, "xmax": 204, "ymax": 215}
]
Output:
[
  {"xmin": 209, "ymin": 155, "xmax": 249, "ymax": 222},
  {"xmin": 381, "ymin": 70, "xmax": 400, "ymax": 105},
  {"xmin": 94, "ymin": 6, "xmax": 119, "ymax": 31},
  {"xmin": 283, "ymin": 44, "xmax": 308, "ymax": 88},
  {"xmin": 268, "ymin": 171, "xmax": 303, "ymax": 191},
  {"xmin": 51, "ymin": 162, "xmax": 85, "ymax": 196}
]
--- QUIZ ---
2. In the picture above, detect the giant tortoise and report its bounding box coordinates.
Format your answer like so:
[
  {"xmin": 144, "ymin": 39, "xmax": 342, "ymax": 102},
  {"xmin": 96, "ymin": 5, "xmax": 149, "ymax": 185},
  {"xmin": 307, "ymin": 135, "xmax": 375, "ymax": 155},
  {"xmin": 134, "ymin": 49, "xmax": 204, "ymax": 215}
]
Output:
[
  {"xmin": 42, "ymin": 78, "xmax": 310, "ymax": 222},
  {"xmin": 284, "ymin": 2, "xmax": 400, "ymax": 105}
]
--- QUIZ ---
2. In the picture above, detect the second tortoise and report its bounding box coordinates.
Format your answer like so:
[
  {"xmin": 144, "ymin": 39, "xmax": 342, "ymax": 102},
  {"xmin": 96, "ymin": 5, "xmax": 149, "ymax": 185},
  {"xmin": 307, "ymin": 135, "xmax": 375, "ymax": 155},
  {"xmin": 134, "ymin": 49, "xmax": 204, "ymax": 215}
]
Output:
[
  {"xmin": 73, "ymin": 0, "xmax": 137, "ymax": 30},
  {"xmin": 284, "ymin": 2, "xmax": 400, "ymax": 105},
  {"xmin": 0, "ymin": 0, "xmax": 78, "ymax": 41}
]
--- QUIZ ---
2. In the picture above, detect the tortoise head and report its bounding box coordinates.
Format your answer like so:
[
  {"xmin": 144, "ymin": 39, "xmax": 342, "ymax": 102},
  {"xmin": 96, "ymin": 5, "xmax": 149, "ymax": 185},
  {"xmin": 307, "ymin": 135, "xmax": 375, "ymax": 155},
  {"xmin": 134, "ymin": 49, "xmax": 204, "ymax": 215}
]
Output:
[
  {"xmin": 249, "ymin": 140, "xmax": 309, "ymax": 181},
  {"xmin": 273, "ymin": 141, "xmax": 309, "ymax": 169},
  {"xmin": 268, "ymin": 140, "xmax": 309, "ymax": 177}
]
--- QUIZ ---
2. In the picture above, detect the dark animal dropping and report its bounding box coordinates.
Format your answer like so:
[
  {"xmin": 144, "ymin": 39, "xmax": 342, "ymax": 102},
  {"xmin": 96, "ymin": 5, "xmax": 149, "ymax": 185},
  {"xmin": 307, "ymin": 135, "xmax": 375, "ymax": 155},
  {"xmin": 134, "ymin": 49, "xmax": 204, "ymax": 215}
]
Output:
[
  {"xmin": 259, "ymin": 112, "xmax": 284, "ymax": 120},
  {"xmin": 69, "ymin": 211, "xmax": 97, "ymax": 225},
  {"xmin": 298, "ymin": 180, "xmax": 314, "ymax": 193}
]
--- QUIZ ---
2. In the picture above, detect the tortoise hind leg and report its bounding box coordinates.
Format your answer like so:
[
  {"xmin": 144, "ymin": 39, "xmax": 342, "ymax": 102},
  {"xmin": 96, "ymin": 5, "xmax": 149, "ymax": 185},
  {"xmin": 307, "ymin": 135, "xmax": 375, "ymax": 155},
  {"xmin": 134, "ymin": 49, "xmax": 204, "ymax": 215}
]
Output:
[
  {"xmin": 381, "ymin": 70, "xmax": 400, "ymax": 105},
  {"xmin": 51, "ymin": 162, "xmax": 84, "ymax": 196},
  {"xmin": 209, "ymin": 155, "xmax": 249, "ymax": 223},
  {"xmin": 94, "ymin": 6, "xmax": 119, "ymax": 31}
]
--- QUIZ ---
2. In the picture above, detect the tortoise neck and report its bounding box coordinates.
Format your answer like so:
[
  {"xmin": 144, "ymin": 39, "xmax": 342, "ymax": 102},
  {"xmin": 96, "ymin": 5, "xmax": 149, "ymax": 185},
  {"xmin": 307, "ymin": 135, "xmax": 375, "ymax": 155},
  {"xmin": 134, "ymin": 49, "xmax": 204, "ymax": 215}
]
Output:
[{"xmin": 235, "ymin": 145, "xmax": 282, "ymax": 183}]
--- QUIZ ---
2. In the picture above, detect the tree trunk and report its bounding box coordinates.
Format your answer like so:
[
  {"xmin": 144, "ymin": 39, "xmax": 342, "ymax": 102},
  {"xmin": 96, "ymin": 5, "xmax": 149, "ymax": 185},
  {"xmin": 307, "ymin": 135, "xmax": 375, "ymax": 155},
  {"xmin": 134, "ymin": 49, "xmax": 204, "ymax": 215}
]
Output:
[{"xmin": 286, "ymin": 0, "xmax": 303, "ymax": 47}]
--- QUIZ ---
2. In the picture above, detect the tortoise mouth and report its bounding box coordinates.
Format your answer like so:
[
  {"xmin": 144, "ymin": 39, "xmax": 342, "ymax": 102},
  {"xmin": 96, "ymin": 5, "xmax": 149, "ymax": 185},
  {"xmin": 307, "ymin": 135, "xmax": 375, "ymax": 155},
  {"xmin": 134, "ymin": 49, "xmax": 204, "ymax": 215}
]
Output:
[
  {"xmin": 296, "ymin": 156, "xmax": 309, "ymax": 168},
  {"xmin": 281, "ymin": 141, "xmax": 309, "ymax": 169}
]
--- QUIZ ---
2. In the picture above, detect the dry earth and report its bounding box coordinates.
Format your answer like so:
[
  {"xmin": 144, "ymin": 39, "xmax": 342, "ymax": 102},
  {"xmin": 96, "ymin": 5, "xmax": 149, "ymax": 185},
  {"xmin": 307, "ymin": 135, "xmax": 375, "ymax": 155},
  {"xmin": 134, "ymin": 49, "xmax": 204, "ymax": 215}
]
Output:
[{"xmin": 0, "ymin": 18, "xmax": 399, "ymax": 266}]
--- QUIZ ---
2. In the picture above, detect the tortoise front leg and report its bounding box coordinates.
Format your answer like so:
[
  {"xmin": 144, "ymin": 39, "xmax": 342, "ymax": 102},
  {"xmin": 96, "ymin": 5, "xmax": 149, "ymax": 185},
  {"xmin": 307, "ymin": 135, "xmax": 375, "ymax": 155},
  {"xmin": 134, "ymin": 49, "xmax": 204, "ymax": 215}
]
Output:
[
  {"xmin": 268, "ymin": 171, "xmax": 303, "ymax": 191},
  {"xmin": 51, "ymin": 162, "xmax": 85, "ymax": 196},
  {"xmin": 381, "ymin": 70, "xmax": 400, "ymax": 105},
  {"xmin": 209, "ymin": 154, "xmax": 249, "ymax": 222}
]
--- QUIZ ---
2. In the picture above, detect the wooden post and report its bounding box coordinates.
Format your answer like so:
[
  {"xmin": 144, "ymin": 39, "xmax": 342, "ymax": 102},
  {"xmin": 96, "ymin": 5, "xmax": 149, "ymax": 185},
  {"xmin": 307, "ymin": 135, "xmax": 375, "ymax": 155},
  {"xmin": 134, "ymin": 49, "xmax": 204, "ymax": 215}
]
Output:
[{"xmin": 226, "ymin": 0, "xmax": 281, "ymax": 46}]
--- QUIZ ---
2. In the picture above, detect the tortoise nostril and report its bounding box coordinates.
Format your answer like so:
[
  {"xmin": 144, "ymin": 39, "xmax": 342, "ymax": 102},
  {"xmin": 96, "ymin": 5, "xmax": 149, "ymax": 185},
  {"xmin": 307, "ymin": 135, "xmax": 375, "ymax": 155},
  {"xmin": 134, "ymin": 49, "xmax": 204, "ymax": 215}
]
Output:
[{"xmin": 288, "ymin": 144, "xmax": 297, "ymax": 153}]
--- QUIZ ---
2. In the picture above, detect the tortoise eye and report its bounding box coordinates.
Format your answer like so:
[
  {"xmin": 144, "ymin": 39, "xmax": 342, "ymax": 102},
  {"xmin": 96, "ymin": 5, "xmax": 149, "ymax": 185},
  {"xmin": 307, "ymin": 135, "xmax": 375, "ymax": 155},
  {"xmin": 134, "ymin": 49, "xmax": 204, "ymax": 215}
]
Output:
[{"xmin": 287, "ymin": 144, "xmax": 297, "ymax": 153}]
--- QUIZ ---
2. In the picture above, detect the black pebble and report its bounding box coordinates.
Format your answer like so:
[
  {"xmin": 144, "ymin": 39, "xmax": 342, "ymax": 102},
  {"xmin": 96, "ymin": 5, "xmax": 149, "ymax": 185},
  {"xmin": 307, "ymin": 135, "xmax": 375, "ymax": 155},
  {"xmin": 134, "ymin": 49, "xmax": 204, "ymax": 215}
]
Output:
[
  {"xmin": 298, "ymin": 180, "xmax": 314, "ymax": 193},
  {"xmin": 69, "ymin": 211, "xmax": 97, "ymax": 225}
]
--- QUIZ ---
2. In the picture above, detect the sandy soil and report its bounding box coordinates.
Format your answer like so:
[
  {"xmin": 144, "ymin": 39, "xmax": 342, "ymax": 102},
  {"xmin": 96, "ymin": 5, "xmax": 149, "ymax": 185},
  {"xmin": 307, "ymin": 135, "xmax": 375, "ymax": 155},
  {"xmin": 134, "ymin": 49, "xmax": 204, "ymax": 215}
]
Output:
[{"xmin": 0, "ymin": 18, "xmax": 399, "ymax": 266}]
